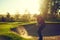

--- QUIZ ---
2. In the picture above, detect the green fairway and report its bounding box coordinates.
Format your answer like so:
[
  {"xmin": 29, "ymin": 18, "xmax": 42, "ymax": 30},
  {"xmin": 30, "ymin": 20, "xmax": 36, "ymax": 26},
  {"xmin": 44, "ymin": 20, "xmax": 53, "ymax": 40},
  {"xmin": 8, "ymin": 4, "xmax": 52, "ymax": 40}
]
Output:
[
  {"xmin": 0, "ymin": 22, "xmax": 36, "ymax": 33},
  {"xmin": 0, "ymin": 22, "xmax": 34, "ymax": 40},
  {"xmin": 0, "ymin": 21, "xmax": 60, "ymax": 33},
  {"xmin": 0, "ymin": 22, "xmax": 60, "ymax": 40},
  {"xmin": 0, "ymin": 22, "xmax": 19, "ymax": 33}
]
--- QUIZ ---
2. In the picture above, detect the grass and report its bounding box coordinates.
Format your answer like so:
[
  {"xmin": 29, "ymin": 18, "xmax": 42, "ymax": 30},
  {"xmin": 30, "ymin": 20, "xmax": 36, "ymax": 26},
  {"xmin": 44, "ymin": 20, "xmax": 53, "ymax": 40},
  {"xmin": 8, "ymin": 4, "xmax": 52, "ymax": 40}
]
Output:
[
  {"xmin": 0, "ymin": 22, "xmax": 60, "ymax": 40},
  {"xmin": 0, "ymin": 32, "xmax": 32, "ymax": 40},
  {"xmin": 0, "ymin": 22, "xmax": 36, "ymax": 32},
  {"xmin": 0, "ymin": 21, "xmax": 60, "ymax": 31},
  {"xmin": 0, "ymin": 22, "xmax": 34, "ymax": 40},
  {"xmin": 0, "ymin": 21, "xmax": 60, "ymax": 33},
  {"xmin": 0, "ymin": 23, "xmax": 18, "ymax": 33}
]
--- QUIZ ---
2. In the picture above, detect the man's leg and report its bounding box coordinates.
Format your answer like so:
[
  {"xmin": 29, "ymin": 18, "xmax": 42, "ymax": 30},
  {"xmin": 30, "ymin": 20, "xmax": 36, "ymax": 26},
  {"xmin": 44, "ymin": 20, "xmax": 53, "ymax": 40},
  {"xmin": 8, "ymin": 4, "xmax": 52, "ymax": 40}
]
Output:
[{"xmin": 39, "ymin": 32, "xmax": 43, "ymax": 40}]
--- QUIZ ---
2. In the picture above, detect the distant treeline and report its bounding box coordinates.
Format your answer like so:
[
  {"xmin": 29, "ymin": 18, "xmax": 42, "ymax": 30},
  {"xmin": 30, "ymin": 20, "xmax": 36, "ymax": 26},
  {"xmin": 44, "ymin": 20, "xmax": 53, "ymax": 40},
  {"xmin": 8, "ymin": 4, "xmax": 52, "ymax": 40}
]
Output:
[
  {"xmin": 0, "ymin": 13, "xmax": 37, "ymax": 22},
  {"xmin": 0, "ymin": 12, "xmax": 60, "ymax": 22}
]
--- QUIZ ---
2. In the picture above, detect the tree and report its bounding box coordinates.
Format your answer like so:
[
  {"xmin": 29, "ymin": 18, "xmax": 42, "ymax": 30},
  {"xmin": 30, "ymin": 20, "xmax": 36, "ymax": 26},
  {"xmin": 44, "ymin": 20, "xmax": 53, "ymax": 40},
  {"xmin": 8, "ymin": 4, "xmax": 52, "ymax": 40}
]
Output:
[
  {"xmin": 0, "ymin": 15, "xmax": 2, "ymax": 22},
  {"xmin": 19, "ymin": 10, "xmax": 31, "ymax": 22},
  {"xmin": 1, "ymin": 16, "xmax": 6, "ymax": 22},
  {"xmin": 21, "ymin": 14, "xmax": 31, "ymax": 22},
  {"xmin": 14, "ymin": 12, "xmax": 20, "ymax": 22},
  {"xmin": 10, "ymin": 17, "xmax": 15, "ymax": 22},
  {"xmin": 6, "ymin": 12, "xmax": 11, "ymax": 22},
  {"xmin": 6, "ymin": 12, "xmax": 10, "ymax": 18},
  {"xmin": 31, "ymin": 14, "xmax": 38, "ymax": 21},
  {"xmin": 39, "ymin": 0, "xmax": 50, "ymax": 19}
]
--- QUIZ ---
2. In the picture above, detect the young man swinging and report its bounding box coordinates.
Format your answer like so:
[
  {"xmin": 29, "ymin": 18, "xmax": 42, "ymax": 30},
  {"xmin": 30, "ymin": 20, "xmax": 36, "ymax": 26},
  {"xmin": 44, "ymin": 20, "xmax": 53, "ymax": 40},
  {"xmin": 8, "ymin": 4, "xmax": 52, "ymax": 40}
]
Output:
[{"xmin": 37, "ymin": 15, "xmax": 46, "ymax": 40}]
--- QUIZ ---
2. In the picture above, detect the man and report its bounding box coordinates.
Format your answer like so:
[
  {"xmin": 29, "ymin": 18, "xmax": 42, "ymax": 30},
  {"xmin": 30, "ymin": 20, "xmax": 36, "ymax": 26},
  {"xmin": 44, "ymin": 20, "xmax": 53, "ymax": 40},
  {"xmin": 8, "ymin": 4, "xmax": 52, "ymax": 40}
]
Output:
[{"xmin": 37, "ymin": 15, "xmax": 46, "ymax": 40}]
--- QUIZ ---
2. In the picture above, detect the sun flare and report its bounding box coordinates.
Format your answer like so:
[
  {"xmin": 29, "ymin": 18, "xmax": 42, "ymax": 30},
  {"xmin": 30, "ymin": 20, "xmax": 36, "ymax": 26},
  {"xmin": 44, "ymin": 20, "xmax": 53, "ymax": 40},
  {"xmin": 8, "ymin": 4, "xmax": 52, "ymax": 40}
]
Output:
[
  {"xmin": 0, "ymin": 0, "xmax": 43, "ymax": 15},
  {"xmin": 10, "ymin": 0, "xmax": 40, "ymax": 15}
]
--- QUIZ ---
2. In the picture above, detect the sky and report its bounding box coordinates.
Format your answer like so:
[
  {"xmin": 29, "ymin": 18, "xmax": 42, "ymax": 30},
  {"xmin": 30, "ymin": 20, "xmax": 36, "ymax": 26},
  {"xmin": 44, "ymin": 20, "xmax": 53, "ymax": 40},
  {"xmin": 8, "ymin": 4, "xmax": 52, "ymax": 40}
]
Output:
[{"xmin": 0, "ymin": 0, "xmax": 43, "ymax": 15}]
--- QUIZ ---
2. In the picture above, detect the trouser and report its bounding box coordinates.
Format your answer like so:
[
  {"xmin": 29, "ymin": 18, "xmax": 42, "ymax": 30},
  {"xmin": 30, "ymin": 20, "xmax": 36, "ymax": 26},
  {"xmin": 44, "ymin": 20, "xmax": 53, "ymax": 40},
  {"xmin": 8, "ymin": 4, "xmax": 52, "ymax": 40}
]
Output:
[{"xmin": 38, "ymin": 32, "xmax": 43, "ymax": 40}]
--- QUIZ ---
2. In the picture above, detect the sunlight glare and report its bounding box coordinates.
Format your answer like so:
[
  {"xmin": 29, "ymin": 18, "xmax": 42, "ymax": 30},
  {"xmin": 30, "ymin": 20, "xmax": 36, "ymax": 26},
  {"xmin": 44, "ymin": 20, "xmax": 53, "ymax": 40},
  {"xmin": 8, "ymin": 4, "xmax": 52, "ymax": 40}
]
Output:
[
  {"xmin": 59, "ymin": 10, "xmax": 60, "ymax": 12},
  {"xmin": 17, "ymin": 0, "xmax": 40, "ymax": 15},
  {"xmin": 0, "ymin": 0, "xmax": 44, "ymax": 15}
]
